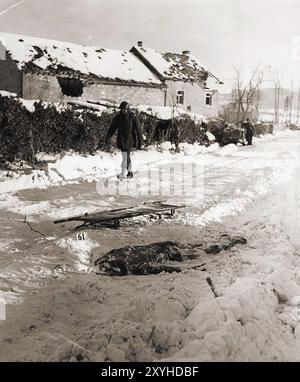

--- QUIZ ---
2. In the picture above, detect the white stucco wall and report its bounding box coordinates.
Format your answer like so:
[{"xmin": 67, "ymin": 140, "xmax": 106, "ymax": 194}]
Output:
[{"xmin": 165, "ymin": 80, "xmax": 219, "ymax": 117}]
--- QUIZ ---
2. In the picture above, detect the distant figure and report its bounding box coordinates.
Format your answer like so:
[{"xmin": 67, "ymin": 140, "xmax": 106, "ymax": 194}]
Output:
[
  {"xmin": 170, "ymin": 120, "xmax": 179, "ymax": 152},
  {"xmin": 198, "ymin": 122, "xmax": 209, "ymax": 147},
  {"xmin": 200, "ymin": 121, "xmax": 208, "ymax": 131},
  {"xmin": 105, "ymin": 101, "xmax": 143, "ymax": 178},
  {"xmin": 244, "ymin": 118, "xmax": 255, "ymax": 145}
]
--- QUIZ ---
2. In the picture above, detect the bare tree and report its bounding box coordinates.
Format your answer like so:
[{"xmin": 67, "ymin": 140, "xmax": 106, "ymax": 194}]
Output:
[
  {"xmin": 288, "ymin": 79, "xmax": 294, "ymax": 125},
  {"xmin": 296, "ymin": 86, "xmax": 300, "ymax": 125},
  {"xmin": 232, "ymin": 65, "xmax": 264, "ymax": 123}
]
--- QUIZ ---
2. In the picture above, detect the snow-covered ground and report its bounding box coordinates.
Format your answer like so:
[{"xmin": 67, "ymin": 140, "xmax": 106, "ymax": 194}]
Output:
[
  {"xmin": 1, "ymin": 130, "xmax": 300, "ymax": 361},
  {"xmin": 0, "ymin": 133, "xmax": 277, "ymax": 196},
  {"xmin": 1, "ymin": 141, "xmax": 211, "ymax": 194},
  {"xmin": 0, "ymin": 131, "xmax": 295, "ymax": 299}
]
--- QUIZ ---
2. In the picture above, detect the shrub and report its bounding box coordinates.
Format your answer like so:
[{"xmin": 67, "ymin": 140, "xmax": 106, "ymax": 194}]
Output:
[
  {"xmin": 0, "ymin": 95, "xmax": 34, "ymax": 164},
  {"xmin": 254, "ymin": 122, "xmax": 274, "ymax": 136},
  {"xmin": 0, "ymin": 94, "xmax": 116, "ymax": 166},
  {"xmin": 0, "ymin": 93, "xmax": 274, "ymax": 167}
]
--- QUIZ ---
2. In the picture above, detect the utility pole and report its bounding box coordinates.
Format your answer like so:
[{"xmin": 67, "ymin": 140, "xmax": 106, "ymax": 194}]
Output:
[
  {"xmin": 288, "ymin": 79, "xmax": 294, "ymax": 125},
  {"xmin": 296, "ymin": 87, "xmax": 300, "ymax": 125},
  {"xmin": 273, "ymin": 72, "xmax": 281, "ymax": 126},
  {"xmin": 274, "ymin": 82, "xmax": 281, "ymax": 125},
  {"xmin": 282, "ymin": 95, "xmax": 289, "ymax": 126}
]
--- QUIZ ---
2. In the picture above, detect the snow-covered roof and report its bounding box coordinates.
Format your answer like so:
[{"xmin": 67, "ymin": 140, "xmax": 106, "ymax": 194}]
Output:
[
  {"xmin": 131, "ymin": 45, "xmax": 222, "ymax": 84},
  {"xmin": 0, "ymin": 33, "xmax": 162, "ymax": 86}
]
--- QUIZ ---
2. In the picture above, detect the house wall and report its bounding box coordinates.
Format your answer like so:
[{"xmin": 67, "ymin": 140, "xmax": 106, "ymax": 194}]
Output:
[
  {"xmin": 165, "ymin": 80, "xmax": 219, "ymax": 118},
  {"xmin": 22, "ymin": 73, "xmax": 61, "ymax": 101},
  {"xmin": 0, "ymin": 52, "xmax": 22, "ymax": 96},
  {"xmin": 0, "ymin": 58, "xmax": 219, "ymax": 118},
  {"xmin": 22, "ymin": 73, "xmax": 165, "ymax": 106},
  {"xmin": 82, "ymin": 82, "xmax": 165, "ymax": 106}
]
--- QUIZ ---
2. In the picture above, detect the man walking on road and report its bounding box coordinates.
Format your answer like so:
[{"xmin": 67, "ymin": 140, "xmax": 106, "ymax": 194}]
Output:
[
  {"xmin": 105, "ymin": 101, "xmax": 143, "ymax": 178},
  {"xmin": 244, "ymin": 118, "xmax": 255, "ymax": 146}
]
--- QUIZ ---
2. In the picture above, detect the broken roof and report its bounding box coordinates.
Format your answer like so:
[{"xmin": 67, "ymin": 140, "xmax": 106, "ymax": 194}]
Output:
[
  {"xmin": 131, "ymin": 45, "xmax": 222, "ymax": 84},
  {"xmin": 0, "ymin": 33, "xmax": 162, "ymax": 86}
]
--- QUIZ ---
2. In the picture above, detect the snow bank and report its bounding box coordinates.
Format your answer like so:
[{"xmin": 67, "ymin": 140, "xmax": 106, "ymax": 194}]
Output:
[
  {"xmin": 96, "ymin": 260, "xmax": 300, "ymax": 361},
  {"xmin": 164, "ymin": 162, "xmax": 300, "ymax": 362},
  {"xmin": 71, "ymin": 269, "xmax": 300, "ymax": 362},
  {"xmin": 56, "ymin": 237, "xmax": 98, "ymax": 272},
  {"xmin": 0, "ymin": 142, "xmax": 210, "ymax": 194},
  {"xmin": 165, "ymin": 278, "xmax": 294, "ymax": 361},
  {"xmin": 0, "ymin": 90, "xmax": 17, "ymax": 98}
]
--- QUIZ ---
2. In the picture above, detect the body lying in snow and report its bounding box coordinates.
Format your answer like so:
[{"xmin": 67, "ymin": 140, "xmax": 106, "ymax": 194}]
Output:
[
  {"xmin": 94, "ymin": 235, "xmax": 247, "ymax": 276},
  {"xmin": 95, "ymin": 241, "xmax": 182, "ymax": 276},
  {"xmin": 204, "ymin": 234, "xmax": 247, "ymax": 254}
]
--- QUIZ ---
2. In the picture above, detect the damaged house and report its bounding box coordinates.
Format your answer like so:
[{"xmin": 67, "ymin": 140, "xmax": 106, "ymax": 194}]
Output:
[
  {"xmin": 0, "ymin": 33, "xmax": 165, "ymax": 106},
  {"xmin": 0, "ymin": 33, "xmax": 222, "ymax": 117},
  {"xmin": 131, "ymin": 42, "xmax": 222, "ymax": 117}
]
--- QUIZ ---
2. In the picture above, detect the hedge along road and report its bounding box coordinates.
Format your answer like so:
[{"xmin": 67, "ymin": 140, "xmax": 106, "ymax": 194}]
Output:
[{"xmin": 0, "ymin": 130, "xmax": 299, "ymax": 305}]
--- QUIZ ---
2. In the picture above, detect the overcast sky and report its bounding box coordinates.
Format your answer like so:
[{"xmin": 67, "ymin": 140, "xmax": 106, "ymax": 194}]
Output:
[{"xmin": 1, "ymin": 0, "xmax": 300, "ymax": 92}]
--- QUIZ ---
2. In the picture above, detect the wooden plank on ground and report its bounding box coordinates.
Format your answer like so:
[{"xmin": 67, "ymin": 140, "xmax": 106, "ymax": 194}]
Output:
[{"xmin": 53, "ymin": 201, "xmax": 185, "ymax": 225}]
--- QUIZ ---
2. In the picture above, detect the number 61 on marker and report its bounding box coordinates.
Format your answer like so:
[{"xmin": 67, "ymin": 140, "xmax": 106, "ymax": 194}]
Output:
[{"xmin": 77, "ymin": 233, "xmax": 85, "ymax": 240}]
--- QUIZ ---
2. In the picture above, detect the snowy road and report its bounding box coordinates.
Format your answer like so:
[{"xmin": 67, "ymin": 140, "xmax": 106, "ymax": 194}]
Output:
[
  {"xmin": 0, "ymin": 131, "xmax": 299, "ymax": 300},
  {"xmin": 1, "ymin": 130, "xmax": 300, "ymax": 361},
  {"xmin": 0, "ymin": 131, "xmax": 298, "ymax": 302}
]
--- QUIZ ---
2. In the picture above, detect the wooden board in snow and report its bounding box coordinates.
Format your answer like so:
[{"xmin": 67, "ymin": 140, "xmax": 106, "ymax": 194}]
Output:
[{"xmin": 53, "ymin": 201, "xmax": 185, "ymax": 229}]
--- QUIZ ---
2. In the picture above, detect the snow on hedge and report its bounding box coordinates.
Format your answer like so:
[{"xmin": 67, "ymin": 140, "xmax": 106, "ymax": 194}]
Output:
[
  {"xmin": 136, "ymin": 104, "xmax": 208, "ymax": 122},
  {"xmin": 0, "ymin": 90, "xmax": 67, "ymax": 113}
]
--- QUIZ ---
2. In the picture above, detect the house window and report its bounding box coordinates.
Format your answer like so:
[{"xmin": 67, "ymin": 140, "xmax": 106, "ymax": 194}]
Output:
[
  {"xmin": 205, "ymin": 93, "xmax": 212, "ymax": 106},
  {"xmin": 176, "ymin": 91, "xmax": 184, "ymax": 105},
  {"xmin": 58, "ymin": 77, "xmax": 83, "ymax": 97}
]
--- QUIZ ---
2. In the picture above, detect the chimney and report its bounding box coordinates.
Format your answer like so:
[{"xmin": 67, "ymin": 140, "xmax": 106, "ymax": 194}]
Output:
[
  {"xmin": 182, "ymin": 50, "xmax": 190, "ymax": 55},
  {"xmin": 137, "ymin": 41, "xmax": 143, "ymax": 47}
]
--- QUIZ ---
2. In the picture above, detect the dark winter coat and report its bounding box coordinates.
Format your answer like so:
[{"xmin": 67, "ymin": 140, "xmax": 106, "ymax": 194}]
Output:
[
  {"xmin": 244, "ymin": 122, "xmax": 255, "ymax": 138},
  {"xmin": 105, "ymin": 112, "xmax": 143, "ymax": 151}
]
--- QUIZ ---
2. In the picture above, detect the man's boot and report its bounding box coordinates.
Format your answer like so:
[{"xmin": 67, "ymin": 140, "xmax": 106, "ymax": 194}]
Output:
[
  {"xmin": 127, "ymin": 171, "xmax": 133, "ymax": 178},
  {"xmin": 117, "ymin": 170, "xmax": 126, "ymax": 179}
]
